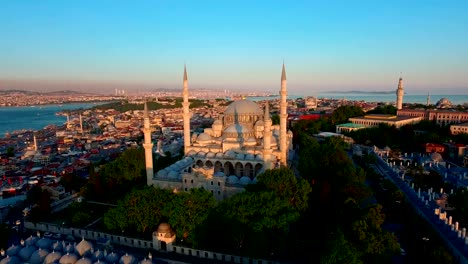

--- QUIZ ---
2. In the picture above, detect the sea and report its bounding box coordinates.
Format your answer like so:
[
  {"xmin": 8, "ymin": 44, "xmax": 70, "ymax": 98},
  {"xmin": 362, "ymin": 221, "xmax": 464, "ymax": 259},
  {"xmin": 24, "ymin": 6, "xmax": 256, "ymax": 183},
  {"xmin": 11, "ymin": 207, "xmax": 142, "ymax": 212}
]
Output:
[
  {"xmin": 0, "ymin": 103, "xmax": 105, "ymax": 137},
  {"xmin": 248, "ymin": 93, "xmax": 468, "ymax": 105}
]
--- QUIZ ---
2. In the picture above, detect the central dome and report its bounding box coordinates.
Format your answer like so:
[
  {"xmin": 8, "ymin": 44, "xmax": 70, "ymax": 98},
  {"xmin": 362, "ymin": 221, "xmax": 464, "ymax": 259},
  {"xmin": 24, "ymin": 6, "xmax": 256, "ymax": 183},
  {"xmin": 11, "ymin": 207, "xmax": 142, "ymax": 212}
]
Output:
[{"xmin": 225, "ymin": 100, "xmax": 263, "ymax": 115}]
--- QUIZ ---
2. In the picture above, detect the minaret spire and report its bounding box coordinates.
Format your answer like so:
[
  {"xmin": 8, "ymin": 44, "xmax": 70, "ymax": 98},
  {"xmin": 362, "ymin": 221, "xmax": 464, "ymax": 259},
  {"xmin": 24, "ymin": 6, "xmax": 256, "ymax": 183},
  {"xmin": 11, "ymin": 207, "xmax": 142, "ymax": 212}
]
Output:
[
  {"xmin": 279, "ymin": 63, "xmax": 288, "ymax": 166},
  {"xmin": 182, "ymin": 65, "xmax": 191, "ymax": 154},
  {"xmin": 143, "ymin": 99, "xmax": 154, "ymax": 185},
  {"xmin": 263, "ymin": 101, "xmax": 272, "ymax": 169},
  {"xmin": 396, "ymin": 76, "xmax": 404, "ymax": 110}
]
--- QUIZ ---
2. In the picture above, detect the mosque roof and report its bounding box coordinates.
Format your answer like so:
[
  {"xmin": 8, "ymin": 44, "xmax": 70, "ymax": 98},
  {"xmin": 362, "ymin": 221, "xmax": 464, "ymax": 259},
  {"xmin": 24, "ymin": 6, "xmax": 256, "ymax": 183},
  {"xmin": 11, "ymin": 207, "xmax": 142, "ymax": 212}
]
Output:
[{"xmin": 225, "ymin": 100, "xmax": 262, "ymax": 115}]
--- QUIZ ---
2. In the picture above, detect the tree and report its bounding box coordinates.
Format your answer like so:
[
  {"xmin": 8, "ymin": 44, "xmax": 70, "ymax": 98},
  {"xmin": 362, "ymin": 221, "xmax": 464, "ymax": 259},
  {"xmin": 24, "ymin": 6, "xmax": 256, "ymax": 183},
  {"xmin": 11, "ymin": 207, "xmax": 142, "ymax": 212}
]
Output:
[
  {"xmin": 166, "ymin": 188, "xmax": 216, "ymax": 242},
  {"xmin": 271, "ymin": 114, "xmax": 280, "ymax": 125},
  {"xmin": 103, "ymin": 187, "xmax": 174, "ymax": 234},
  {"xmin": 321, "ymin": 230, "xmax": 363, "ymax": 264},
  {"xmin": 331, "ymin": 106, "xmax": 364, "ymax": 125},
  {"xmin": 254, "ymin": 167, "xmax": 312, "ymax": 212},
  {"xmin": 6, "ymin": 146, "xmax": 14, "ymax": 157},
  {"xmin": 448, "ymin": 189, "xmax": 468, "ymax": 227}
]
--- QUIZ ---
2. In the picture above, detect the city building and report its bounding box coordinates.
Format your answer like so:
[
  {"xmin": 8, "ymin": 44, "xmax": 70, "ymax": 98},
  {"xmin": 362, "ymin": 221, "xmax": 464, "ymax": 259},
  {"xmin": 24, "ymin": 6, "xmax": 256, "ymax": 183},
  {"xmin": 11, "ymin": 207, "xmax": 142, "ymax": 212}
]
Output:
[
  {"xmin": 335, "ymin": 123, "xmax": 366, "ymax": 134},
  {"xmin": 450, "ymin": 122, "xmax": 468, "ymax": 135},
  {"xmin": 146, "ymin": 65, "xmax": 293, "ymax": 200},
  {"xmin": 348, "ymin": 114, "xmax": 422, "ymax": 128},
  {"xmin": 396, "ymin": 109, "xmax": 468, "ymax": 126}
]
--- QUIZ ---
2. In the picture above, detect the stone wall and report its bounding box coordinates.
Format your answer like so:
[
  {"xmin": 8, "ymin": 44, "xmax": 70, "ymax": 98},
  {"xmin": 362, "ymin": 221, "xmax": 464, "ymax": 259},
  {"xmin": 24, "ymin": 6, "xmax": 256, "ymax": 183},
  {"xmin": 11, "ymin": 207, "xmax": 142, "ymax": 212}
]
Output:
[{"xmin": 25, "ymin": 221, "xmax": 281, "ymax": 264}]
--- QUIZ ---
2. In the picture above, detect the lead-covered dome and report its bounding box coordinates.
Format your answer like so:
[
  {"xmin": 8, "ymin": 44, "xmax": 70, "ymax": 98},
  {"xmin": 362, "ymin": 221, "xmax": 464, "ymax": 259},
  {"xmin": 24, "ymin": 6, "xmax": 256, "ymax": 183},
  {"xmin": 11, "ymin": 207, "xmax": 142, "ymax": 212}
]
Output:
[{"xmin": 225, "ymin": 100, "xmax": 262, "ymax": 115}]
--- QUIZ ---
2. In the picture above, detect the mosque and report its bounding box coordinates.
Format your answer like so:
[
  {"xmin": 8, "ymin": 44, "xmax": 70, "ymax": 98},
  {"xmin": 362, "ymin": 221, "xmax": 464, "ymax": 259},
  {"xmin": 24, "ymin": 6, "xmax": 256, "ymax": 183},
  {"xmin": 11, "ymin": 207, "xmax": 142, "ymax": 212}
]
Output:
[{"xmin": 144, "ymin": 65, "xmax": 293, "ymax": 200}]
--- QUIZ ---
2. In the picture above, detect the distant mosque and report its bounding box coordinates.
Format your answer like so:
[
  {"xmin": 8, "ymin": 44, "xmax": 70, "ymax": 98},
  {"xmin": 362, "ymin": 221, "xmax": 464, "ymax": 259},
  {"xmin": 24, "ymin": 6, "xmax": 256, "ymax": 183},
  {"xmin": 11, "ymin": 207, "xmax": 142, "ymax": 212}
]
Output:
[{"xmin": 143, "ymin": 65, "xmax": 293, "ymax": 200}]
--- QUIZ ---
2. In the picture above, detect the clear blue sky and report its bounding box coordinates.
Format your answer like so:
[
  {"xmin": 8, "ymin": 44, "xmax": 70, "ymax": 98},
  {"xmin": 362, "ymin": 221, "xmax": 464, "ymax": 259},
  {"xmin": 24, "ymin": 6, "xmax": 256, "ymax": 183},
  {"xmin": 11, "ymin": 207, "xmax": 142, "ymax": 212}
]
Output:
[{"xmin": 1, "ymin": 0, "xmax": 467, "ymax": 95}]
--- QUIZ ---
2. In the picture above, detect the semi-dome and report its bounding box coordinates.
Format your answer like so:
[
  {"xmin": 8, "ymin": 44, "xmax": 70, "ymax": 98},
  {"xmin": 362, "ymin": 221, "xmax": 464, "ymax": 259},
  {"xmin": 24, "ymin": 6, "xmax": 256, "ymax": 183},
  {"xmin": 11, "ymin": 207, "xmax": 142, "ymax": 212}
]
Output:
[
  {"xmin": 197, "ymin": 133, "xmax": 212, "ymax": 142},
  {"xmin": 225, "ymin": 100, "xmax": 263, "ymax": 115},
  {"xmin": 224, "ymin": 124, "xmax": 253, "ymax": 139}
]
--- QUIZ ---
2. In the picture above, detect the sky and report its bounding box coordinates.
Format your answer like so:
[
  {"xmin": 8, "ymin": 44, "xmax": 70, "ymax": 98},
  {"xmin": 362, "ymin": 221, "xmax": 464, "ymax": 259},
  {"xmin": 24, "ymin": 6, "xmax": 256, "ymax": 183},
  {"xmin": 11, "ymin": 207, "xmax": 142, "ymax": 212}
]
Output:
[{"xmin": 1, "ymin": 0, "xmax": 468, "ymax": 95}]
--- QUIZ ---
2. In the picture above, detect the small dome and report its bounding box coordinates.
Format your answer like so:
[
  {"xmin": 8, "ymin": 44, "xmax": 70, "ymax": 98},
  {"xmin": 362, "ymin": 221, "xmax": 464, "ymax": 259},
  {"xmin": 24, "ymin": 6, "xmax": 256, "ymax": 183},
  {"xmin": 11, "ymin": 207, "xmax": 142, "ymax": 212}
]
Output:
[
  {"xmin": 430, "ymin": 152, "xmax": 443, "ymax": 162},
  {"xmin": 239, "ymin": 176, "xmax": 251, "ymax": 185},
  {"xmin": 60, "ymin": 252, "xmax": 78, "ymax": 264},
  {"xmin": 29, "ymin": 248, "xmax": 49, "ymax": 264},
  {"xmin": 6, "ymin": 245, "xmax": 21, "ymax": 257},
  {"xmin": 76, "ymin": 257, "xmax": 93, "ymax": 264},
  {"xmin": 236, "ymin": 153, "xmax": 245, "ymax": 160},
  {"xmin": 215, "ymin": 152, "xmax": 224, "ymax": 159},
  {"xmin": 119, "ymin": 253, "xmax": 136, "ymax": 264},
  {"xmin": 214, "ymin": 171, "xmax": 225, "ymax": 177},
  {"xmin": 197, "ymin": 133, "xmax": 212, "ymax": 142},
  {"xmin": 255, "ymin": 154, "xmax": 263, "ymax": 161},
  {"xmin": 197, "ymin": 151, "xmax": 206, "ymax": 158},
  {"xmin": 225, "ymin": 100, "xmax": 263, "ymax": 115},
  {"xmin": 64, "ymin": 243, "xmax": 74, "ymax": 253},
  {"xmin": 25, "ymin": 235, "xmax": 39, "ymax": 246},
  {"xmin": 254, "ymin": 120, "xmax": 265, "ymax": 127},
  {"xmin": 245, "ymin": 154, "xmax": 255, "ymax": 160},
  {"xmin": 36, "ymin": 237, "xmax": 53, "ymax": 249},
  {"xmin": 225, "ymin": 150, "xmax": 236, "ymax": 159},
  {"xmin": 206, "ymin": 152, "xmax": 215, "ymax": 158},
  {"xmin": 75, "ymin": 238, "xmax": 93, "ymax": 257},
  {"xmin": 227, "ymin": 176, "xmax": 239, "ymax": 184},
  {"xmin": 18, "ymin": 245, "xmax": 37, "ymax": 261},
  {"xmin": 139, "ymin": 259, "xmax": 154, "ymax": 264},
  {"xmin": 44, "ymin": 251, "xmax": 62, "ymax": 264},
  {"xmin": 92, "ymin": 249, "xmax": 104, "ymax": 261},
  {"xmin": 186, "ymin": 150, "xmax": 197, "ymax": 156},
  {"xmin": 105, "ymin": 252, "xmax": 120, "ymax": 264},
  {"xmin": 157, "ymin": 223, "xmax": 171, "ymax": 233},
  {"xmin": 0, "ymin": 256, "xmax": 21, "ymax": 264},
  {"xmin": 51, "ymin": 240, "xmax": 63, "ymax": 252}
]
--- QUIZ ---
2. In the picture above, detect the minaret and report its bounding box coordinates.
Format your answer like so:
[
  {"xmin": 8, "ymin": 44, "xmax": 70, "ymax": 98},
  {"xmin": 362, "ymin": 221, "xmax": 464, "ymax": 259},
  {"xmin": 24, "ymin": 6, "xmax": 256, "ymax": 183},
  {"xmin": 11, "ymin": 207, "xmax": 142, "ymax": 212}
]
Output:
[
  {"xmin": 426, "ymin": 92, "xmax": 431, "ymax": 106},
  {"xmin": 279, "ymin": 63, "xmax": 288, "ymax": 166},
  {"xmin": 396, "ymin": 77, "xmax": 404, "ymax": 110},
  {"xmin": 182, "ymin": 65, "xmax": 191, "ymax": 154},
  {"xmin": 263, "ymin": 102, "xmax": 272, "ymax": 169},
  {"xmin": 33, "ymin": 133, "xmax": 38, "ymax": 151},
  {"xmin": 79, "ymin": 113, "xmax": 83, "ymax": 133},
  {"xmin": 143, "ymin": 101, "xmax": 154, "ymax": 185}
]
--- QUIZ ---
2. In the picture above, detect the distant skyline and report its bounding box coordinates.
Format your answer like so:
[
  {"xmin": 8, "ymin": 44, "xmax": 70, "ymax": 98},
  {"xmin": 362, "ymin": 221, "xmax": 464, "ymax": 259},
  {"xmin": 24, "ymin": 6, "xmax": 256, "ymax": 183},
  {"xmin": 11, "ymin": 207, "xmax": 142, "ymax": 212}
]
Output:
[{"xmin": 1, "ymin": 1, "xmax": 468, "ymax": 95}]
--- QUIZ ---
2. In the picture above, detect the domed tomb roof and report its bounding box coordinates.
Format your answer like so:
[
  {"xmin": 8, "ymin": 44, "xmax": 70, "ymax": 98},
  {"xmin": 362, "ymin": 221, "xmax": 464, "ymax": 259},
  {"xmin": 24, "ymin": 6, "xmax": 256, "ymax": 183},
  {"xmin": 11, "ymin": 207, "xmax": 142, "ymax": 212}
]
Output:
[
  {"xmin": 76, "ymin": 257, "xmax": 93, "ymax": 264},
  {"xmin": 430, "ymin": 152, "xmax": 443, "ymax": 162},
  {"xmin": 18, "ymin": 246, "xmax": 36, "ymax": 261},
  {"xmin": 240, "ymin": 176, "xmax": 251, "ymax": 185},
  {"xmin": 157, "ymin": 223, "xmax": 171, "ymax": 233},
  {"xmin": 225, "ymin": 100, "xmax": 263, "ymax": 115},
  {"xmin": 6, "ymin": 245, "xmax": 21, "ymax": 257},
  {"xmin": 119, "ymin": 253, "xmax": 136, "ymax": 264}
]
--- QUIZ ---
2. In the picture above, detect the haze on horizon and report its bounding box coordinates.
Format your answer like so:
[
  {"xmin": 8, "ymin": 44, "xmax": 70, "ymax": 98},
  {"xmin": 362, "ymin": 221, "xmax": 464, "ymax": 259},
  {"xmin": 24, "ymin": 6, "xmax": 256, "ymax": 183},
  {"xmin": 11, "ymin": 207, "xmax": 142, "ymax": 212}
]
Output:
[{"xmin": 1, "ymin": 1, "xmax": 467, "ymax": 95}]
